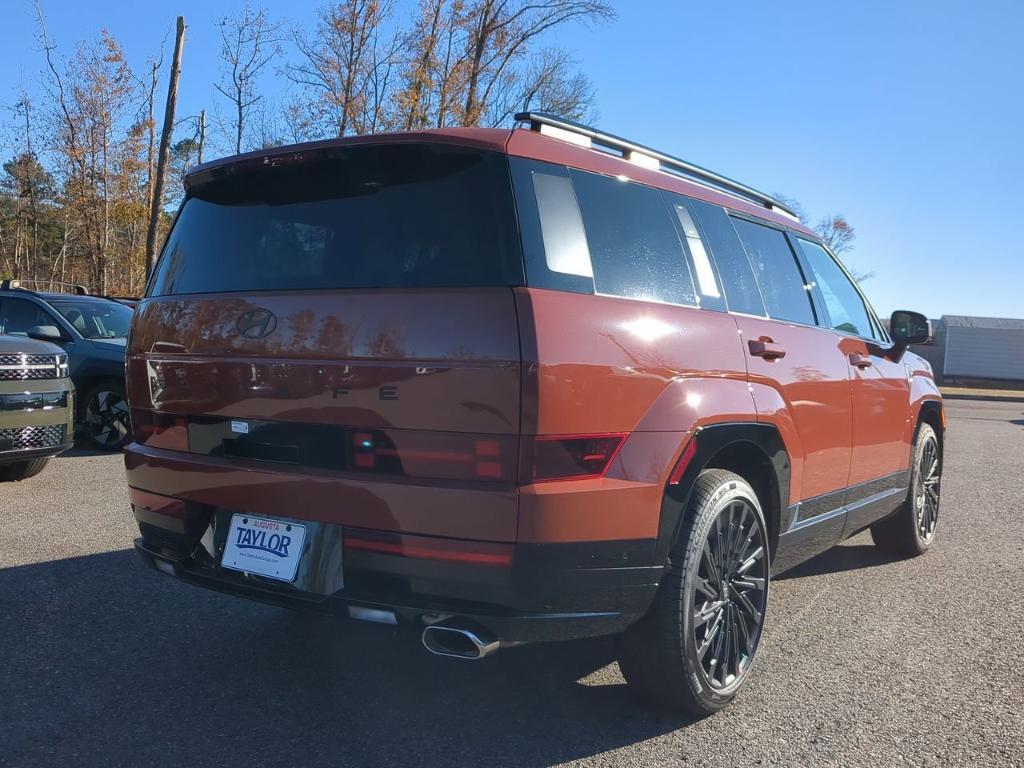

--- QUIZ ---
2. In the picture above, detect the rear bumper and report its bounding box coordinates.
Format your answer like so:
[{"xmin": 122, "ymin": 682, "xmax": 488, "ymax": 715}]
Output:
[
  {"xmin": 132, "ymin": 518, "xmax": 659, "ymax": 651},
  {"xmin": 133, "ymin": 531, "xmax": 660, "ymax": 643},
  {"xmin": 125, "ymin": 442, "xmax": 663, "ymax": 642}
]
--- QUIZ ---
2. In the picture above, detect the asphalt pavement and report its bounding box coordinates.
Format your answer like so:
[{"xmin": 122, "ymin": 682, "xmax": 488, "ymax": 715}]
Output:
[{"xmin": 1, "ymin": 399, "xmax": 1022, "ymax": 767}]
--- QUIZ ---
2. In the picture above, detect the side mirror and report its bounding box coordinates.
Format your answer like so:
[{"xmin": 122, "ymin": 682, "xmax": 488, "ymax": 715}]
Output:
[
  {"xmin": 889, "ymin": 310, "xmax": 931, "ymax": 347},
  {"xmin": 27, "ymin": 325, "xmax": 65, "ymax": 343}
]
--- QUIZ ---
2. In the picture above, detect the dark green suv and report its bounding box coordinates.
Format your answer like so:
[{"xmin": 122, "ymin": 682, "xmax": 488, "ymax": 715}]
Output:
[{"xmin": 0, "ymin": 334, "xmax": 75, "ymax": 481}]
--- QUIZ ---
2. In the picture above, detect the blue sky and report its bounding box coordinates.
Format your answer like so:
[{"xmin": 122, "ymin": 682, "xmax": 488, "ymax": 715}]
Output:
[{"xmin": 2, "ymin": 0, "xmax": 1021, "ymax": 319}]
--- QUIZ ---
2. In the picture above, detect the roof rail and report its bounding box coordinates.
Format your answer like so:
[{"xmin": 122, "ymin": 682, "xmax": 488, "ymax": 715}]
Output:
[
  {"xmin": 0, "ymin": 279, "xmax": 89, "ymax": 295},
  {"xmin": 514, "ymin": 112, "xmax": 799, "ymax": 220}
]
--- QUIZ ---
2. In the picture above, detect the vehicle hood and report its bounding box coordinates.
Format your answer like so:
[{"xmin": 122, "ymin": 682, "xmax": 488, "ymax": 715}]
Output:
[{"xmin": 0, "ymin": 333, "xmax": 64, "ymax": 356}]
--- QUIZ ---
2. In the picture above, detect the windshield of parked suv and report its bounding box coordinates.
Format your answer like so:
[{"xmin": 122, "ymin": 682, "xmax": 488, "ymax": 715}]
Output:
[
  {"xmin": 51, "ymin": 300, "xmax": 134, "ymax": 339},
  {"xmin": 149, "ymin": 144, "xmax": 522, "ymax": 296}
]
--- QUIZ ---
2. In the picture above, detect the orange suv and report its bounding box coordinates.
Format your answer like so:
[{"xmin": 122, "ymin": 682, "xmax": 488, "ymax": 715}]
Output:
[{"xmin": 126, "ymin": 113, "xmax": 943, "ymax": 714}]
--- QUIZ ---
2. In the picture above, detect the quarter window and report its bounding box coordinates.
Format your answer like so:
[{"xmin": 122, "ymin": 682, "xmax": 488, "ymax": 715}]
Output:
[
  {"xmin": 797, "ymin": 238, "xmax": 876, "ymax": 338},
  {"xmin": 731, "ymin": 217, "xmax": 815, "ymax": 325},
  {"xmin": 531, "ymin": 172, "xmax": 593, "ymax": 278},
  {"xmin": 569, "ymin": 170, "xmax": 697, "ymax": 306}
]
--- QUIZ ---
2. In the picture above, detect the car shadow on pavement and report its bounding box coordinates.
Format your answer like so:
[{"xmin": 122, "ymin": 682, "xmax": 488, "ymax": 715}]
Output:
[
  {"xmin": 0, "ymin": 550, "xmax": 694, "ymax": 768},
  {"xmin": 60, "ymin": 446, "xmax": 116, "ymax": 458},
  {"xmin": 776, "ymin": 543, "xmax": 902, "ymax": 580}
]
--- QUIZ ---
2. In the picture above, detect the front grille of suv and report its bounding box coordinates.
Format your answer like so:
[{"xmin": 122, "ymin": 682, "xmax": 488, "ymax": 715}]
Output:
[
  {"xmin": 0, "ymin": 353, "xmax": 69, "ymax": 381},
  {"xmin": 0, "ymin": 424, "xmax": 67, "ymax": 451}
]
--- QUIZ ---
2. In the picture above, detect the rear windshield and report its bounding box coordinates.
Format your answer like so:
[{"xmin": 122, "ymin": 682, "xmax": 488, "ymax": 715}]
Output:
[{"xmin": 149, "ymin": 144, "xmax": 522, "ymax": 296}]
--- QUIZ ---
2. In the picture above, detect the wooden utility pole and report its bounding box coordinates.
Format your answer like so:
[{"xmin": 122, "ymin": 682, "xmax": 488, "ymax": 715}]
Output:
[{"xmin": 145, "ymin": 16, "xmax": 186, "ymax": 278}]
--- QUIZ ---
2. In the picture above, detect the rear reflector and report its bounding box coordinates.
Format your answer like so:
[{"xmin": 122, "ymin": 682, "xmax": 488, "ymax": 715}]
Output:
[
  {"xmin": 129, "ymin": 487, "xmax": 188, "ymax": 518},
  {"xmin": 131, "ymin": 409, "xmax": 189, "ymax": 452},
  {"xmin": 523, "ymin": 433, "xmax": 627, "ymax": 482},
  {"xmin": 668, "ymin": 438, "xmax": 698, "ymax": 485},
  {"xmin": 344, "ymin": 530, "xmax": 514, "ymax": 566}
]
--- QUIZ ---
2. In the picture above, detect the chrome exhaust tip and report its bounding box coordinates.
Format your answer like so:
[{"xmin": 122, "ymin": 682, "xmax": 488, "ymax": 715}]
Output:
[{"xmin": 422, "ymin": 623, "xmax": 500, "ymax": 660}]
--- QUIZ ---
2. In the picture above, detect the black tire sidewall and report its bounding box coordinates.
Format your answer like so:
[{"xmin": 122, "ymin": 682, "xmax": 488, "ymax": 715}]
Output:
[
  {"xmin": 1, "ymin": 457, "xmax": 49, "ymax": 481},
  {"xmin": 679, "ymin": 473, "xmax": 770, "ymax": 709}
]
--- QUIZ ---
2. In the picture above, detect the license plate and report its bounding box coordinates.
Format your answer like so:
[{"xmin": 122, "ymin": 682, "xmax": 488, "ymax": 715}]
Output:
[{"xmin": 221, "ymin": 514, "xmax": 306, "ymax": 582}]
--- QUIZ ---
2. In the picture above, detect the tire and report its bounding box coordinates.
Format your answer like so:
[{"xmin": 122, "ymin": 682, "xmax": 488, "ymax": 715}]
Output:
[
  {"xmin": 871, "ymin": 422, "xmax": 941, "ymax": 557},
  {"xmin": 618, "ymin": 469, "xmax": 771, "ymax": 715},
  {"xmin": 82, "ymin": 380, "xmax": 131, "ymax": 451},
  {"xmin": 0, "ymin": 458, "xmax": 50, "ymax": 482}
]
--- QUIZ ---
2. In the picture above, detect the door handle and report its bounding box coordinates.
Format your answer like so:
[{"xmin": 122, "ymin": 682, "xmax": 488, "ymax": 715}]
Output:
[
  {"xmin": 848, "ymin": 353, "xmax": 873, "ymax": 369},
  {"xmin": 748, "ymin": 337, "xmax": 786, "ymax": 360}
]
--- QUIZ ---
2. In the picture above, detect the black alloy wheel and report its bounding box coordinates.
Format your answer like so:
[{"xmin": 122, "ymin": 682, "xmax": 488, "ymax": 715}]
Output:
[
  {"xmin": 871, "ymin": 422, "xmax": 941, "ymax": 557},
  {"xmin": 692, "ymin": 495, "xmax": 769, "ymax": 691},
  {"xmin": 915, "ymin": 430, "xmax": 941, "ymax": 544},
  {"xmin": 618, "ymin": 469, "xmax": 770, "ymax": 715}
]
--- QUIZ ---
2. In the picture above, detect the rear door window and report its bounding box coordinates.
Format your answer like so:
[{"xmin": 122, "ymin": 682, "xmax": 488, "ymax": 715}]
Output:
[
  {"xmin": 796, "ymin": 238, "xmax": 876, "ymax": 338},
  {"xmin": 664, "ymin": 194, "xmax": 726, "ymax": 311},
  {"xmin": 568, "ymin": 169, "xmax": 696, "ymax": 306},
  {"xmin": 0, "ymin": 298, "xmax": 55, "ymax": 336},
  {"xmin": 731, "ymin": 217, "xmax": 816, "ymax": 325},
  {"xmin": 150, "ymin": 144, "xmax": 523, "ymax": 296},
  {"xmin": 688, "ymin": 199, "xmax": 766, "ymax": 316}
]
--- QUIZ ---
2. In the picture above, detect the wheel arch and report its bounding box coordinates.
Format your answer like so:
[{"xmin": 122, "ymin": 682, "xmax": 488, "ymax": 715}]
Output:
[
  {"xmin": 916, "ymin": 399, "xmax": 944, "ymax": 448},
  {"xmin": 657, "ymin": 423, "xmax": 790, "ymax": 566}
]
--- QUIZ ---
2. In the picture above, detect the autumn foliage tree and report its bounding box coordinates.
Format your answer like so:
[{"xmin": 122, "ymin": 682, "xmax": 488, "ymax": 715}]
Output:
[
  {"xmin": 2, "ymin": 0, "xmax": 613, "ymax": 294},
  {"xmin": 287, "ymin": 0, "xmax": 398, "ymax": 137}
]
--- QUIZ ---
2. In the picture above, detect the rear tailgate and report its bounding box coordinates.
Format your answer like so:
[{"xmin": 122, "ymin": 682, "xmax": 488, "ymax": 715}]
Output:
[
  {"xmin": 126, "ymin": 141, "xmax": 524, "ymax": 542},
  {"xmin": 127, "ymin": 288, "xmax": 521, "ymax": 540}
]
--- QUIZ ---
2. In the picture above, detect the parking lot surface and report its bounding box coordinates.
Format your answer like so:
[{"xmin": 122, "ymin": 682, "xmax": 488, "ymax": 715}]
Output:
[{"xmin": 2, "ymin": 399, "xmax": 1022, "ymax": 767}]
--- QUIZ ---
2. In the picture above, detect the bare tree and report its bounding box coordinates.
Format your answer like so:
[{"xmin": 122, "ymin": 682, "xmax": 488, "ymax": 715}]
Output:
[
  {"xmin": 393, "ymin": 0, "xmax": 604, "ymax": 129},
  {"xmin": 360, "ymin": 15, "xmax": 402, "ymax": 133},
  {"xmin": 459, "ymin": 0, "xmax": 613, "ymax": 126},
  {"xmin": 136, "ymin": 35, "xmax": 167, "ymax": 217},
  {"xmin": 287, "ymin": 0, "xmax": 395, "ymax": 137},
  {"xmin": 815, "ymin": 214, "xmax": 855, "ymax": 255},
  {"xmin": 145, "ymin": 16, "xmax": 185, "ymax": 278},
  {"xmin": 488, "ymin": 47, "xmax": 594, "ymax": 126},
  {"xmin": 815, "ymin": 214, "xmax": 874, "ymax": 281},
  {"xmin": 216, "ymin": 4, "xmax": 283, "ymax": 154},
  {"xmin": 771, "ymin": 197, "xmax": 874, "ymax": 283}
]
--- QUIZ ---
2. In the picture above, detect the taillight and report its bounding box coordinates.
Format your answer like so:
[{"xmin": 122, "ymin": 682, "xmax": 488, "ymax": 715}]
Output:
[
  {"xmin": 523, "ymin": 433, "xmax": 627, "ymax": 482},
  {"xmin": 131, "ymin": 409, "xmax": 189, "ymax": 452},
  {"xmin": 349, "ymin": 430, "xmax": 516, "ymax": 483}
]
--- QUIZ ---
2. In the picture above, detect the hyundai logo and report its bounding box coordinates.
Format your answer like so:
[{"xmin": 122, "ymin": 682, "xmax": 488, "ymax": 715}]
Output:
[{"xmin": 237, "ymin": 309, "xmax": 278, "ymax": 339}]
